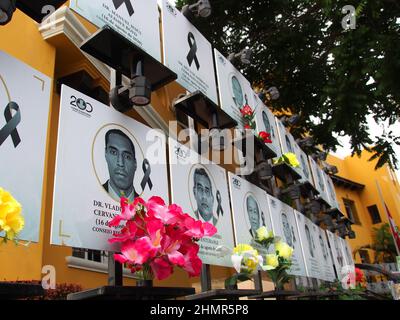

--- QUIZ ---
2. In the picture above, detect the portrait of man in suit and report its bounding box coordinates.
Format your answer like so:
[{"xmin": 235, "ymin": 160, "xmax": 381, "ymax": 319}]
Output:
[
  {"xmin": 246, "ymin": 195, "xmax": 261, "ymax": 238},
  {"xmin": 103, "ymin": 129, "xmax": 139, "ymax": 202},
  {"xmin": 285, "ymin": 135, "xmax": 294, "ymax": 153},
  {"xmin": 193, "ymin": 167, "xmax": 217, "ymax": 225},
  {"xmin": 262, "ymin": 110, "xmax": 275, "ymax": 139},
  {"xmin": 282, "ymin": 212, "xmax": 294, "ymax": 247},
  {"xmin": 319, "ymin": 234, "xmax": 329, "ymax": 261},
  {"xmin": 305, "ymin": 224, "xmax": 315, "ymax": 258}
]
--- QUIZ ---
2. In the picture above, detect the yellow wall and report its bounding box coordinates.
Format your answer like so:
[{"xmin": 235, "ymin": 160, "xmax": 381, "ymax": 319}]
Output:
[{"xmin": 328, "ymin": 152, "xmax": 400, "ymax": 262}]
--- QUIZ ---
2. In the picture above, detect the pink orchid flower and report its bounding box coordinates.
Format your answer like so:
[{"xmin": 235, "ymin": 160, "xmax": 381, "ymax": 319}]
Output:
[
  {"xmin": 114, "ymin": 237, "xmax": 157, "ymax": 265},
  {"xmin": 150, "ymin": 257, "xmax": 173, "ymax": 280}
]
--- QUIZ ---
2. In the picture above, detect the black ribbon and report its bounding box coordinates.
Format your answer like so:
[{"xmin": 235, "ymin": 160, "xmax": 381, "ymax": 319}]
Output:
[
  {"xmin": 140, "ymin": 158, "xmax": 153, "ymax": 191},
  {"xmin": 113, "ymin": 0, "xmax": 135, "ymax": 16},
  {"xmin": 0, "ymin": 102, "xmax": 21, "ymax": 148},
  {"xmin": 186, "ymin": 32, "xmax": 200, "ymax": 70},
  {"xmin": 261, "ymin": 211, "xmax": 266, "ymax": 227},
  {"xmin": 216, "ymin": 190, "xmax": 223, "ymax": 218}
]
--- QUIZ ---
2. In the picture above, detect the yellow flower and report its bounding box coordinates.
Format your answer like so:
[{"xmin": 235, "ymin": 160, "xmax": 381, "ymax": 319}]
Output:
[
  {"xmin": 284, "ymin": 153, "xmax": 300, "ymax": 168},
  {"xmin": 275, "ymin": 242, "xmax": 294, "ymax": 260},
  {"xmin": 243, "ymin": 256, "xmax": 259, "ymax": 273},
  {"xmin": 256, "ymin": 226, "xmax": 274, "ymax": 242},
  {"xmin": 0, "ymin": 188, "xmax": 24, "ymax": 240},
  {"xmin": 233, "ymin": 244, "xmax": 258, "ymax": 256},
  {"xmin": 265, "ymin": 254, "xmax": 279, "ymax": 268}
]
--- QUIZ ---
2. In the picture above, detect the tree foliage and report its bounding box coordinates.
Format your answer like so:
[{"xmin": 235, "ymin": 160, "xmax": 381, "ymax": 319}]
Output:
[{"xmin": 176, "ymin": 0, "xmax": 400, "ymax": 169}]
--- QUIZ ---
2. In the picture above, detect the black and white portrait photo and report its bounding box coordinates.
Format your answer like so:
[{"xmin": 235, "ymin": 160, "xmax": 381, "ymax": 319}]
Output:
[
  {"xmin": 300, "ymin": 153, "xmax": 310, "ymax": 179},
  {"xmin": 192, "ymin": 167, "xmax": 217, "ymax": 226},
  {"xmin": 305, "ymin": 224, "xmax": 315, "ymax": 258},
  {"xmin": 281, "ymin": 212, "xmax": 296, "ymax": 248},
  {"xmin": 103, "ymin": 129, "xmax": 139, "ymax": 202},
  {"xmin": 246, "ymin": 194, "xmax": 265, "ymax": 238},
  {"xmin": 319, "ymin": 233, "xmax": 329, "ymax": 261},
  {"xmin": 285, "ymin": 135, "xmax": 294, "ymax": 153},
  {"xmin": 334, "ymin": 236, "xmax": 345, "ymax": 268},
  {"xmin": 262, "ymin": 111, "xmax": 275, "ymax": 139}
]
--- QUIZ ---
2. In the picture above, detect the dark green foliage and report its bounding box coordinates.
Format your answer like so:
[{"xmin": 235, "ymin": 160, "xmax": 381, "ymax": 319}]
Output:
[{"xmin": 177, "ymin": 0, "xmax": 400, "ymax": 169}]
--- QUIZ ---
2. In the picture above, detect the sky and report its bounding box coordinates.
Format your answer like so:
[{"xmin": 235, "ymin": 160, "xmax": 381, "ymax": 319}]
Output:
[{"xmin": 332, "ymin": 115, "xmax": 400, "ymax": 181}]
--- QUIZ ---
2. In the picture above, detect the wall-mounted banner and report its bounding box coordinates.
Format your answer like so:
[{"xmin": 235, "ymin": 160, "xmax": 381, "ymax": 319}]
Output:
[
  {"xmin": 267, "ymin": 195, "xmax": 307, "ymax": 277},
  {"xmin": 326, "ymin": 230, "xmax": 347, "ymax": 279},
  {"xmin": 323, "ymin": 172, "xmax": 341, "ymax": 210},
  {"xmin": 214, "ymin": 49, "xmax": 255, "ymax": 129},
  {"xmin": 227, "ymin": 173, "xmax": 274, "ymax": 256},
  {"xmin": 275, "ymin": 119, "xmax": 307, "ymax": 180},
  {"xmin": 293, "ymin": 142, "xmax": 314, "ymax": 186},
  {"xmin": 0, "ymin": 51, "xmax": 51, "ymax": 242},
  {"xmin": 316, "ymin": 227, "xmax": 337, "ymax": 282},
  {"xmin": 51, "ymin": 85, "xmax": 168, "ymax": 251},
  {"xmin": 70, "ymin": 0, "xmax": 161, "ymax": 61},
  {"xmin": 340, "ymin": 237, "xmax": 355, "ymax": 268},
  {"xmin": 161, "ymin": 0, "xmax": 218, "ymax": 104},
  {"xmin": 294, "ymin": 211, "xmax": 323, "ymax": 280},
  {"xmin": 308, "ymin": 155, "xmax": 330, "ymax": 204},
  {"xmin": 168, "ymin": 138, "xmax": 235, "ymax": 267},
  {"xmin": 253, "ymin": 93, "xmax": 281, "ymax": 158}
]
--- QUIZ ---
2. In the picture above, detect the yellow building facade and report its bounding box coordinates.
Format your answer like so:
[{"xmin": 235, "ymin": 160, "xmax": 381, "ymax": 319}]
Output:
[
  {"xmin": 0, "ymin": 4, "xmax": 399, "ymax": 293},
  {"xmin": 327, "ymin": 152, "xmax": 400, "ymax": 264}
]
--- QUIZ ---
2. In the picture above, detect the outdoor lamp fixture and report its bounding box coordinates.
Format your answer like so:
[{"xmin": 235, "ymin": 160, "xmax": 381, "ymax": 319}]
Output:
[
  {"xmin": 0, "ymin": 0, "xmax": 16, "ymax": 25},
  {"xmin": 182, "ymin": 0, "xmax": 211, "ymax": 21},
  {"xmin": 228, "ymin": 48, "xmax": 253, "ymax": 65},
  {"xmin": 254, "ymin": 161, "xmax": 273, "ymax": 182},
  {"xmin": 281, "ymin": 114, "xmax": 301, "ymax": 127},
  {"xmin": 305, "ymin": 200, "xmax": 321, "ymax": 215},
  {"xmin": 311, "ymin": 150, "xmax": 328, "ymax": 162},
  {"xmin": 110, "ymin": 61, "xmax": 152, "ymax": 111},
  {"xmin": 266, "ymin": 86, "xmax": 280, "ymax": 101},
  {"xmin": 322, "ymin": 162, "xmax": 339, "ymax": 175},
  {"xmin": 315, "ymin": 214, "xmax": 334, "ymax": 228},
  {"xmin": 297, "ymin": 137, "xmax": 314, "ymax": 148}
]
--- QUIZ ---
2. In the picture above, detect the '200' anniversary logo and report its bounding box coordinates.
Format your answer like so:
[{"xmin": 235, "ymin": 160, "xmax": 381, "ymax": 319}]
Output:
[{"xmin": 0, "ymin": 76, "xmax": 21, "ymax": 148}]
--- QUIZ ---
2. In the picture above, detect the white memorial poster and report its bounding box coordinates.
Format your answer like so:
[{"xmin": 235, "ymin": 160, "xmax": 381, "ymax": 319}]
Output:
[
  {"xmin": 326, "ymin": 230, "xmax": 347, "ymax": 278},
  {"xmin": 293, "ymin": 142, "xmax": 314, "ymax": 186},
  {"xmin": 340, "ymin": 237, "xmax": 355, "ymax": 268},
  {"xmin": 309, "ymin": 156, "xmax": 330, "ymax": 204},
  {"xmin": 161, "ymin": 0, "xmax": 218, "ymax": 104},
  {"xmin": 294, "ymin": 211, "xmax": 323, "ymax": 279},
  {"xmin": 275, "ymin": 118, "xmax": 306, "ymax": 179},
  {"xmin": 51, "ymin": 85, "xmax": 169, "ymax": 251},
  {"xmin": 253, "ymin": 93, "xmax": 281, "ymax": 158},
  {"xmin": 267, "ymin": 195, "xmax": 307, "ymax": 277},
  {"xmin": 227, "ymin": 173, "xmax": 273, "ymax": 256},
  {"xmin": 214, "ymin": 49, "xmax": 255, "ymax": 129},
  {"xmin": 324, "ymin": 172, "xmax": 341, "ymax": 210},
  {"xmin": 316, "ymin": 226, "xmax": 337, "ymax": 282},
  {"xmin": 168, "ymin": 138, "xmax": 235, "ymax": 267},
  {"xmin": 0, "ymin": 51, "xmax": 51, "ymax": 242},
  {"xmin": 70, "ymin": 0, "xmax": 161, "ymax": 61}
]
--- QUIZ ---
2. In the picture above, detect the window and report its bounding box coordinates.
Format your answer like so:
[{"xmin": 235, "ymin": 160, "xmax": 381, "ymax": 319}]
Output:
[
  {"xmin": 367, "ymin": 205, "xmax": 382, "ymax": 224},
  {"xmin": 343, "ymin": 198, "xmax": 360, "ymax": 225},
  {"xmin": 358, "ymin": 249, "xmax": 371, "ymax": 264},
  {"xmin": 72, "ymin": 248, "xmax": 108, "ymax": 264}
]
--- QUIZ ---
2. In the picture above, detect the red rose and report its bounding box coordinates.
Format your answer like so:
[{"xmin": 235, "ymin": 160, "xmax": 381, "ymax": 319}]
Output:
[
  {"xmin": 240, "ymin": 104, "xmax": 254, "ymax": 117},
  {"xmin": 355, "ymin": 268, "xmax": 364, "ymax": 283},
  {"xmin": 258, "ymin": 131, "xmax": 272, "ymax": 144},
  {"xmin": 244, "ymin": 124, "xmax": 252, "ymax": 130}
]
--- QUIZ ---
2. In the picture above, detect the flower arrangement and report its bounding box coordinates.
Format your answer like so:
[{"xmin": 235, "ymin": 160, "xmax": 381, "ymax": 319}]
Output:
[
  {"xmin": 222, "ymin": 244, "xmax": 263, "ymax": 289},
  {"xmin": 255, "ymin": 226, "xmax": 294, "ymax": 290},
  {"xmin": 239, "ymin": 104, "xmax": 273, "ymax": 145},
  {"xmin": 108, "ymin": 196, "xmax": 217, "ymax": 281},
  {"xmin": 0, "ymin": 187, "xmax": 25, "ymax": 243},
  {"xmin": 273, "ymin": 152, "xmax": 300, "ymax": 168},
  {"xmin": 220, "ymin": 227, "xmax": 294, "ymax": 290},
  {"xmin": 240, "ymin": 104, "xmax": 256, "ymax": 131}
]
